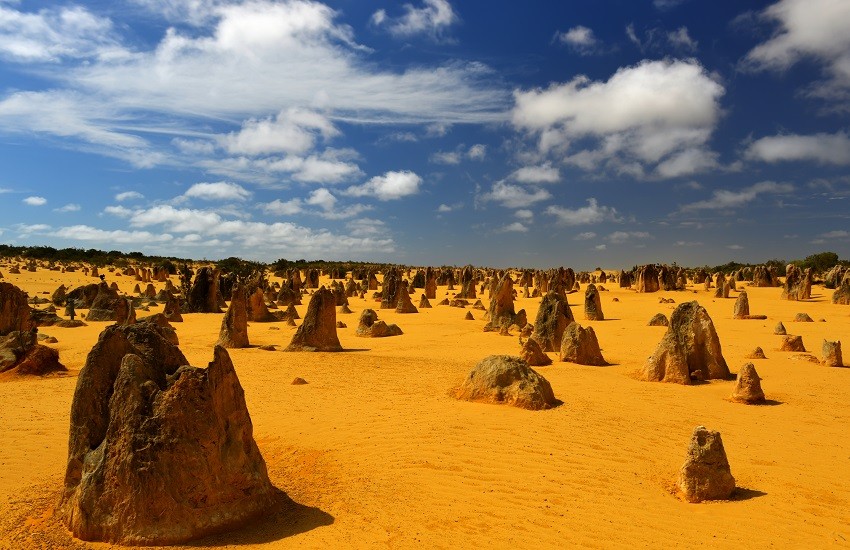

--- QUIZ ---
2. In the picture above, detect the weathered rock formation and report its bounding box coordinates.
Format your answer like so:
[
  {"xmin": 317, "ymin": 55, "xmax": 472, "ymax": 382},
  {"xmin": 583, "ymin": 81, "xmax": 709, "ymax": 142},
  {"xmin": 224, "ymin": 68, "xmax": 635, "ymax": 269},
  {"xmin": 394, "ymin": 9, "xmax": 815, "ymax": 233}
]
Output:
[
  {"xmin": 677, "ymin": 426, "xmax": 736, "ymax": 503},
  {"xmin": 355, "ymin": 309, "xmax": 402, "ymax": 337},
  {"xmin": 583, "ymin": 283, "xmax": 603, "ymax": 321},
  {"xmin": 729, "ymin": 363, "xmax": 765, "ymax": 404},
  {"xmin": 833, "ymin": 277, "xmax": 850, "ymax": 305},
  {"xmin": 0, "ymin": 330, "xmax": 66, "ymax": 375},
  {"xmin": 284, "ymin": 287, "xmax": 342, "ymax": 352},
  {"xmin": 732, "ymin": 290, "xmax": 766, "ymax": 319},
  {"xmin": 484, "ymin": 273, "xmax": 522, "ymax": 331},
  {"xmin": 58, "ymin": 323, "xmax": 275, "ymax": 544},
  {"xmin": 636, "ymin": 264, "xmax": 660, "ymax": 293},
  {"xmin": 531, "ymin": 292, "xmax": 574, "ymax": 352},
  {"xmin": 0, "ymin": 281, "xmax": 35, "ymax": 335},
  {"xmin": 453, "ymin": 355, "xmax": 557, "ymax": 410},
  {"xmin": 185, "ymin": 267, "xmax": 222, "ymax": 313},
  {"xmin": 87, "ymin": 283, "xmax": 134, "ymax": 324},
  {"xmin": 780, "ymin": 335, "xmax": 805, "ymax": 352},
  {"xmin": 395, "ymin": 281, "xmax": 419, "ymax": 314},
  {"xmin": 822, "ymin": 340, "xmax": 843, "ymax": 368},
  {"xmin": 647, "ymin": 313, "xmax": 669, "ymax": 326},
  {"xmin": 745, "ymin": 347, "xmax": 767, "ymax": 359},
  {"xmin": 774, "ymin": 321, "xmax": 786, "ymax": 335},
  {"xmin": 419, "ymin": 295, "xmax": 432, "ymax": 308},
  {"xmin": 643, "ymin": 301, "xmax": 729, "ymax": 384},
  {"xmin": 520, "ymin": 337, "xmax": 552, "ymax": 367},
  {"xmin": 217, "ymin": 285, "xmax": 249, "ymax": 348},
  {"xmin": 559, "ymin": 323, "xmax": 606, "ymax": 365}
]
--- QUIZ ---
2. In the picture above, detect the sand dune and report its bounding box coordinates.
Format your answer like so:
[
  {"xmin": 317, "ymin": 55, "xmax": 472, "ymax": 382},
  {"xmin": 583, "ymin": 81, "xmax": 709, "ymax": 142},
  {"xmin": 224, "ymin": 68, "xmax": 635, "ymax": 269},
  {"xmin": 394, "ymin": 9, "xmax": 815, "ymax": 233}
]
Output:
[{"xmin": 0, "ymin": 267, "xmax": 848, "ymax": 549}]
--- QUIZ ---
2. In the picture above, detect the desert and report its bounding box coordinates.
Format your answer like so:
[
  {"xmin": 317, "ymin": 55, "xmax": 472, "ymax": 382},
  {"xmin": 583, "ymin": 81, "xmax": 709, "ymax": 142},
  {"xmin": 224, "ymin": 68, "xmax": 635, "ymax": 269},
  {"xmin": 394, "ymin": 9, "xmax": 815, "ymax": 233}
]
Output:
[{"xmin": 0, "ymin": 257, "xmax": 848, "ymax": 549}]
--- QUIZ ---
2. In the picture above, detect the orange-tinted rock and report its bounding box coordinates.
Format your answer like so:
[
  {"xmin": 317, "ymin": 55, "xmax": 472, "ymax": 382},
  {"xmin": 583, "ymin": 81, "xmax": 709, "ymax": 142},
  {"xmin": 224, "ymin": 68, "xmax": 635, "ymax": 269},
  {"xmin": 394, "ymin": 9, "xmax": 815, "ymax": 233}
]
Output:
[
  {"xmin": 453, "ymin": 355, "xmax": 557, "ymax": 410},
  {"xmin": 677, "ymin": 426, "xmax": 735, "ymax": 503}
]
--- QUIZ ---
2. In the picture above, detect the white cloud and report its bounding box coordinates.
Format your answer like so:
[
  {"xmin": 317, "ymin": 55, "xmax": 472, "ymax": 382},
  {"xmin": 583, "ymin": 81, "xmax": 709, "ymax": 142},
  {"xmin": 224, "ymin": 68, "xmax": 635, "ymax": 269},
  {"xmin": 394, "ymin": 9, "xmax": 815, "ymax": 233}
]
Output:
[
  {"xmin": 478, "ymin": 181, "xmax": 552, "ymax": 209},
  {"xmin": 305, "ymin": 188, "xmax": 336, "ymax": 211},
  {"xmin": 511, "ymin": 163, "xmax": 560, "ymax": 184},
  {"xmin": 544, "ymin": 198, "xmax": 620, "ymax": 226},
  {"xmin": 820, "ymin": 230, "xmax": 849, "ymax": 238},
  {"xmin": 430, "ymin": 151, "xmax": 461, "ymax": 165},
  {"xmin": 743, "ymin": 0, "xmax": 850, "ymax": 104},
  {"xmin": 23, "ymin": 196, "xmax": 46, "ymax": 206},
  {"xmin": 594, "ymin": 244, "xmax": 607, "ymax": 250},
  {"xmin": 497, "ymin": 222, "xmax": 528, "ymax": 233},
  {"xmin": 261, "ymin": 198, "xmax": 303, "ymax": 216},
  {"xmin": 512, "ymin": 59, "xmax": 724, "ymax": 178},
  {"xmin": 680, "ymin": 181, "xmax": 794, "ymax": 211},
  {"xmin": 574, "ymin": 231, "xmax": 596, "ymax": 240},
  {"xmin": 54, "ymin": 203, "xmax": 81, "ymax": 212},
  {"xmin": 437, "ymin": 202, "xmax": 463, "ymax": 213},
  {"xmin": 674, "ymin": 240, "xmax": 703, "ymax": 246},
  {"xmin": 607, "ymin": 231, "xmax": 651, "ymax": 244},
  {"xmin": 0, "ymin": 187, "xmax": 12, "ymax": 193},
  {"xmin": 103, "ymin": 205, "xmax": 135, "ymax": 217},
  {"xmin": 667, "ymin": 27, "xmax": 697, "ymax": 52},
  {"xmin": 344, "ymin": 170, "xmax": 421, "ymax": 200},
  {"xmin": 347, "ymin": 218, "xmax": 386, "ymax": 237},
  {"xmin": 556, "ymin": 25, "xmax": 600, "ymax": 55},
  {"xmin": 654, "ymin": 0, "xmax": 689, "ymax": 9},
  {"xmin": 514, "ymin": 209, "xmax": 534, "ymax": 221},
  {"xmin": 0, "ymin": 4, "xmax": 123, "ymax": 63},
  {"xmin": 222, "ymin": 108, "xmax": 339, "ymax": 156},
  {"xmin": 372, "ymin": 0, "xmax": 458, "ymax": 40},
  {"xmin": 183, "ymin": 181, "xmax": 251, "ymax": 201},
  {"xmin": 727, "ymin": 244, "xmax": 744, "ymax": 250},
  {"xmin": 53, "ymin": 225, "xmax": 174, "ymax": 244},
  {"xmin": 467, "ymin": 144, "xmax": 486, "ymax": 160},
  {"xmin": 115, "ymin": 191, "xmax": 144, "ymax": 202},
  {"xmin": 745, "ymin": 131, "xmax": 850, "ymax": 165}
]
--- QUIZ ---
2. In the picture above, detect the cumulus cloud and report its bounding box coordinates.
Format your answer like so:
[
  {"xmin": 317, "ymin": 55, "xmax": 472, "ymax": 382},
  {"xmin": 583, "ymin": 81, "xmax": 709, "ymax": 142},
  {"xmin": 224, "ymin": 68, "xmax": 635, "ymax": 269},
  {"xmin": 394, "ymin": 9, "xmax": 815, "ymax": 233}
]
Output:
[
  {"xmin": 478, "ymin": 181, "xmax": 552, "ymax": 209},
  {"xmin": 431, "ymin": 143, "xmax": 488, "ymax": 165},
  {"xmin": 54, "ymin": 203, "xmax": 81, "ymax": 212},
  {"xmin": 680, "ymin": 181, "xmax": 794, "ymax": 211},
  {"xmin": 745, "ymin": 131, "xmax": 850, "ymax": 165},
  {"xmin": 371, "ymin": 0, "xmax": 458, "ymax": 40},
  {"xmin": 222, "ymin": 108, "xmax": 339, "ymax": 156},
  {"xmin": 115, "ymin": 191, "xmax": 144, "ymax": 202},
  {"xmin": 23, "ymin": 196, "xmax": 47, "ymax": 206},
  {"xmin": 511, "ymin": 163, "xmax": 560, "ymax": 184},
  {"xmin": 667, "ymin": 27, "xmax": 697, "ymax": 52},
  {"xmin": 512, "ymin": 59, "xmax": 724, "ymax": 178},
  {"xmin": 743, "ymin": 0, "xmax": 850, "ymax": 105},
  {"xmin": 261, "ymin": 198, "xmax": 304, "ymax": 216},
  {"xmin": 305, "ymin": 188, "xmax": 336, "ymax": 211},
  {"xmin": 103, "ymin": 205, "xmax": 135, "ymax": 217},
  {"xmin": 344, "ymin": 170, "xmax": 421, "ymax": 200},
  {"xmin": 182, "ymin": 181, "xmax": 251, "ymax": 201},
  {"xmin": 514, "ymin": 209, "xmax": 534, "ymax": 221},
  {"xmin": 555, "ymin": 26, "xmax": 600, "ymax": 55},
  {"xmin": 436, "ymin": 202, "xmax": 463, "ymax": 213},
  {"xmin": 430, "ymin": 151, "xmax": 461, "ymax": 165},
  {"xmin": 467, "ymin": 144, "xmax": 486, "ymax": 160},
  {"xmin": 544, "ymin": 198, "xmax": 620, "ymax": 226},
  {"xmin": 53, "ymin": 225, "xmax": 174, "ymax": 244}
]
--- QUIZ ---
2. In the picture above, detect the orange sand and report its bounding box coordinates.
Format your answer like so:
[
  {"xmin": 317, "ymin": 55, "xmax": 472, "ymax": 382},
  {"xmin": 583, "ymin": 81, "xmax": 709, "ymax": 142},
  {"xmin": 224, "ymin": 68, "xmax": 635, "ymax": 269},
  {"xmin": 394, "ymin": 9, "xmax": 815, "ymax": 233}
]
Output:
[{"xmin": 1, "ymin": 267, "xmax": 849, "ymax": 549}]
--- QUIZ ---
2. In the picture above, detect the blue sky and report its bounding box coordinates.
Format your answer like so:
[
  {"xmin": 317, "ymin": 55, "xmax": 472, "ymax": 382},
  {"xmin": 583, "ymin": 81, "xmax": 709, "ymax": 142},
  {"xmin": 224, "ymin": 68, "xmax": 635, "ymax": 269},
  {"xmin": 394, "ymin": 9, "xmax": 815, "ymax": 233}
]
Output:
[{"xmin": 0, "ymin": 0, "xmax": 848, "ymax": 268}]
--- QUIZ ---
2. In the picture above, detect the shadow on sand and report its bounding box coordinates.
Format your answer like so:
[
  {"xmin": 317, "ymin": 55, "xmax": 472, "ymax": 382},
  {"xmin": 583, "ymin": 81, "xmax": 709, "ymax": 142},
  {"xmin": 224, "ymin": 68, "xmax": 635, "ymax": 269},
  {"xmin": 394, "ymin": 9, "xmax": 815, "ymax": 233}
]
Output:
[
  {"xmin": 189, "ymin": 490, "xmax": 334, "ymax": 547},
  {"xmin": 730, "ymin": 487, "xmax": 767, "ymax": 501}
]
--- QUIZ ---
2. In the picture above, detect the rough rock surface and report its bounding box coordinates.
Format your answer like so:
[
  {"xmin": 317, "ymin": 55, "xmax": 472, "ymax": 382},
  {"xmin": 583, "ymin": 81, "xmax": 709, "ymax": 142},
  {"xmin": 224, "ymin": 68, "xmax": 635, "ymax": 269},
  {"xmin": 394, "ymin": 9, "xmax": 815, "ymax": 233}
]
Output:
[
  {"xmin": 774, "ymin": 322, "xmax": 787, "ymax": 335},
  {"xmin": 583, "ymin": 283, "xmax": 603, "ymax": 321},
  {"xmin": 0, "ymin": 281, "xmax": 35, "ymax": 335},
  {"xmin": 355, "ymin": 309, "xmax": 403, "ymax": 338},
  {"xmin": 186, "ymin": 267, "xmax": 222, "ymax": 313},
  {"xmin": 822, "ymin": 340, "xmax": 843, "ymax": 367},
  {"xmin": 484, "ymin": 273, "xmax": 517, "ymax": 331},
  {"xmin": 284, "ymin": 287, "xmax": 342, "ymax": 352},
  {"xmin": 636, "ymin": 264, "xmax": 660, "ymax": 293},
  {"xmin": 833, "ymin": 277, "xmax": 850, "ymax": 305},
  {"xmin": 217, "ymin": 285, "xmax": 249, "ymax": 348},
  {"xmin": 395, "ymin": 281, "xmax": 419, "ymax": 314},
  {"xmin": 794, "ymin": 313, "xmax": 813, "ymax": 323},
  {"xmin": 86, "ymin": 283, "xmax": 132, "ymax": 323},
  {"xmin": 643, "ymin": 301, "xmax": 729, "ymax": 384},
  {"xmin": 729, "ymin": 363, "xmax": 766, "ymax": 404},
  {"xmin": 733, "ymin": 291, "xmax": 750, "ymax": 319},
  {"xmin": 677, "ymin": 426, "xmax": 736, "ymax": 503},
  {"xmin": 780, "ymin": 335, "xmax": 806, "ymax": 352},
  {"xmin": 530, "ymin": 292, "xmax": 574, "ymax": 352},
  {"xmin": 453, "ymin": 355, "xmax": 557, "ymax": 410},
  {"xmin": 58, "ymin": 324, "xmax": 276, "ymax": 544},
  {"xmin": 0, "ymin": 331, "xmax": 66, "ymax": 375},
  {"xmin": 419, "ymin": 295, "xmax": 432, "ymax": 308},
  {"xmin": 559, "ymin": 323, "xmax": 607, "ymax": 365},
  {"xmin": 745, "ymin": 347, "xmax": 767, "ymax": 359},
  {"xmin": 520, "ymin": 337, "xmax": 552, "ymax": 367}
]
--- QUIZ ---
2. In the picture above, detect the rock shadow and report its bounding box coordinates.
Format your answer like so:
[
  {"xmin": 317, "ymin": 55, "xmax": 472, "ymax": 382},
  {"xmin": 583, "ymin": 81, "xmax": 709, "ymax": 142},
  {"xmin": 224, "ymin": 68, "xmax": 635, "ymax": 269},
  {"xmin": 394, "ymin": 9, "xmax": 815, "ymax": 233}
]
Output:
[
  {"xmin": 189, "ymin": 489, "xmax": 334, "ymax": 547},
  {"xmin": 730, "ymin": 487, "xmax": 767, "ymax": 501}
]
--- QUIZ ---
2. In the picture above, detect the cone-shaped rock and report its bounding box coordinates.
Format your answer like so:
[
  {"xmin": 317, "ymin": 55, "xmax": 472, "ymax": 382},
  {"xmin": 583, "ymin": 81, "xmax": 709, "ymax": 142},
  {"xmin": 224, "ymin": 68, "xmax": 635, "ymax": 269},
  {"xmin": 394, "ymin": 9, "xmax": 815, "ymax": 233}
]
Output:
[
  {"xmin": 647, "ymin": 313, "xmax": 669, "ymax": 326},
  {"xmin": 520, "ymin": 337, "xmax": 552, "ymax": 367},
  {"xmin": 745, "ymin": 346, "xmax": 766, "ymax": 359},
  {"xmin": 58, "ymin": 324, "xmax": 275, "ymax": 544},
  {"xmin": 729, "ymin": 363, "xmax": 766, "ymax": 404},
  {"xmin": 822, "ymin": 340, "xmax": 843, "ymax": 367},
  {"xmin": 636, "ymin": 264, "xmax": 660, "ymax": 293},
  {"xmin": 395, "ymin": 281, "xmax": 419, "ymax": 313},
  {"xmin": 284, "ymin": 287, "xmax": 342, "ymax": 352},
  {"xmin": 339, "ymin": 303, "xmax": 352, "ymax": 314},
  {"xmin": 419, "ymin": 294, "xmax": 432, "ymax": 308},
  {"xmin": 380, "ymin": 270, "xmax": 401, "ymax": 310},
  {"xmin": 186, "ymin": 267, "xmax": 222, "ymax": 313},
  {"xmin": 531, "ymin": 292, "xmax": 574, "ymax": 352},
  {"xmin": 793, "ymin": 312, "xmax": 813, "ymax": 322},
  {"xmin": 217, "ymin": 285, "xmax": 249, "ymax": 348},
  {"xmin": 774, "ymin": 322, "xmax": 786, "ymax": 335},
  {"xmin": 453, "ymin": 355, "xmax": 557, "ymax": 410},
  {"xmin": 677, "ymin": 426, "xmax": 735, "ymax": 503},
  {"xmin": 248, "ymin": 287, "xmax": 276, "ymax": 322},
  {"xmin": 559, "ymin": 323, "xmax": 607, "ymax": 365},
  {"xmin": 643, "ymin": 301, "xmax": 729, "ymax": 384},
  {"xmin": 464, "ymin": 311, "xmax": 474, "ymax": 320},
  {"xmin": 583, "ymin": 283, "xmax": 603, "ymax": 321}
]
